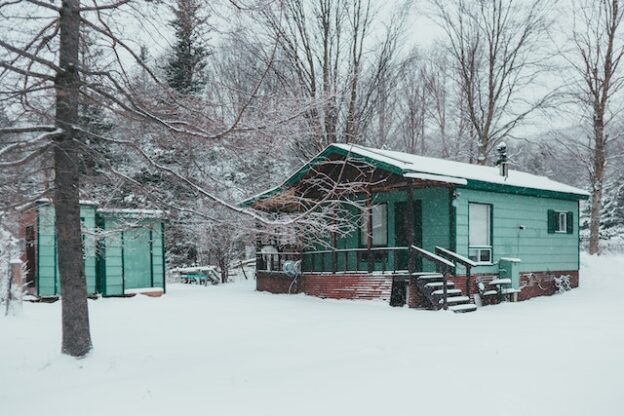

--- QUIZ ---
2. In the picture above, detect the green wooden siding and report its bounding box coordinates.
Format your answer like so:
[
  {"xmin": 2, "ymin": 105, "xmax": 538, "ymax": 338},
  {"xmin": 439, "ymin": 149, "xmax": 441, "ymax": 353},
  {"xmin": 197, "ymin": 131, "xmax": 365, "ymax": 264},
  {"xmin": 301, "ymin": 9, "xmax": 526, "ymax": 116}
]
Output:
[
  {"xmin": 36, "ymin": 203, "xmax": 98, "ymax": 296},
  {"xmin": 151, "ymin": 224, "xmax": 165, "ymax": 290},
  {"xmin": 97, "ymin": 214, "xmax": 165, "ymax": 296},
  {"xmin": 454, "ymin": 189, "xmax": 579, "ymax": 274},
  {"xmin": 123, "ymin": 227, "xmax": 152, "ymax": 289}
]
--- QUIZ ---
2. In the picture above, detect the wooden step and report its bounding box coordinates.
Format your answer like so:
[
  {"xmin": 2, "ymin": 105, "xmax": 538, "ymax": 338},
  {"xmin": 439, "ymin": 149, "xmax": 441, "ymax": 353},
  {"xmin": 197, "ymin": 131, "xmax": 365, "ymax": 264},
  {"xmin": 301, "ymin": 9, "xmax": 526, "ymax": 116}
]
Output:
[
  {"xmin": 431, "ymin": 288, "xmax": 461, "ymax": 296},
  {"xmin": 482, "ymin": 290, "xmax": 498, "ymax": 296},
  {"xmin": 489, "ymin": 278, "xmax": 511, "ymax": 285},
  {"xmin": 415, "ymin": 274, "xmax": 444, "ymax": 280},
  {"xmin": 448, "ymin": 303, "xmax": 478, "ymax": 313},
  {"xmin": 424, "ymin": 281, "xmax": 455, "ymax": 289},
  {"xmin": 412, "ymin": 272, "xmax": 441, "ymax": 277},
  {"xmin": 438, "ymin": 296, "xmax": 470, "ymax": 304}
]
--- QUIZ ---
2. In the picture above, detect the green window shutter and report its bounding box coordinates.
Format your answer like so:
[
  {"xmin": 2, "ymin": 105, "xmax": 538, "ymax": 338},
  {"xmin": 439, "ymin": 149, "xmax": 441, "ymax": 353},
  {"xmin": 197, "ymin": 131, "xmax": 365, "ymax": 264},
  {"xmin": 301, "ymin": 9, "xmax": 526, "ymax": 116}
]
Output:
[
  {"xmin": 547, "ymin": 209, "xmax": 555, "ymax": 233},
  {"xmin": 566, "ymin": 211, "xmax": 574, "ymax": 234}
]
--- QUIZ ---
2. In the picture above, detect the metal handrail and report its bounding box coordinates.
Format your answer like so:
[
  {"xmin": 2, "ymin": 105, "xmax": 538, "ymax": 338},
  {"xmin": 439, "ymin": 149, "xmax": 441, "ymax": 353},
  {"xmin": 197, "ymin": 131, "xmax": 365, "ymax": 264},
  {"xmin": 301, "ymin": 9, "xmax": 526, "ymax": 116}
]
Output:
[
  {"xmin": 410, "ymin": 245, "xmax": 454, "ymax": 310},
  {"xmin": 435, "ymin": 246, "xmax": 476, "ymax": 300},
  {"xmin": 434, "ymin": 246, "xmax": 477, "ymax": 268}
]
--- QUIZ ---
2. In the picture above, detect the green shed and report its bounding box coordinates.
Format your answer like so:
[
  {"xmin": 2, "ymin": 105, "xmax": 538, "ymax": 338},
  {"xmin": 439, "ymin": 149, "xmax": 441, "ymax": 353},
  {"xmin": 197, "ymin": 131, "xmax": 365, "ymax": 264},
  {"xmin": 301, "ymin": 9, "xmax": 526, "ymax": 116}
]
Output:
[{"xmin": 21, "ymin": 201, "xmax": 165, "ymax": 298}]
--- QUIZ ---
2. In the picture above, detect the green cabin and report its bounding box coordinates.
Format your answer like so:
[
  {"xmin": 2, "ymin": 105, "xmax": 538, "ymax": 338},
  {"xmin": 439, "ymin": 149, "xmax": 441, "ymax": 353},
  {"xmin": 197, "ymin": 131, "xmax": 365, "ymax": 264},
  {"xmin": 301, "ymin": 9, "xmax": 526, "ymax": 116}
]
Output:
[
  {"xmin": 245, "ymin": 144, "xmax": 589, "ymax": 312},
  {"xmin": 22, "ymin": 201, "xmax": 165, "ymax": 298}
]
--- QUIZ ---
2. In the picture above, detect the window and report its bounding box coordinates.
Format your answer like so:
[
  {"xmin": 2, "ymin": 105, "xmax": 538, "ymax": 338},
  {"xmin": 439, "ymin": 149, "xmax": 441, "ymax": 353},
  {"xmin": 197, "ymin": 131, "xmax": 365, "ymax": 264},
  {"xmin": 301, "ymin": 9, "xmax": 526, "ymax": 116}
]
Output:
[
  {"xmin": 360, "ymin": 204, "xmax": 387, "ymax": 246},
  {"xmin": 548, "ymin": 210, "xmax": 573, "ymax": 234},
  {"xmin": 468, "ymin": 203, "xmax": 492, "ymax": 263}
]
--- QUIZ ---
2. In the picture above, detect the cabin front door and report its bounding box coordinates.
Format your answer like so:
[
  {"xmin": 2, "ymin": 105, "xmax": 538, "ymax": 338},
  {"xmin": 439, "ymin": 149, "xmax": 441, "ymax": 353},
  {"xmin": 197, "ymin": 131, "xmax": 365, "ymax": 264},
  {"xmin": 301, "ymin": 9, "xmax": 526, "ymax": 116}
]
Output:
[{"xmin": 394, "ymin": 199, "xmax": 422, "ymax": 271}]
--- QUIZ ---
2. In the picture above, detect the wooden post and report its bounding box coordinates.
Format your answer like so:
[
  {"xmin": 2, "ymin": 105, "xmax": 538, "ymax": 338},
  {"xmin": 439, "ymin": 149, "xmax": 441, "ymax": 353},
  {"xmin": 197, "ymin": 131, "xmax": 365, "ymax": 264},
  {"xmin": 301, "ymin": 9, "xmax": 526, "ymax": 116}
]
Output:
[
  {"xmin": 466, "ymin": 265, "xmax": 472, "ymax": 299},
  {"xmin": 10, "ymin": 260, "xmax": 23, "ymax": 296},
  {"xmin": 367, "ymin": 193, "xmax": 374, "ymax": 273},
  {"xmin": 407, "ymin": 187, "xmax": 416, "ymax": 274},
  {"xmin": 332, "ymin": 209, "xmax": 338, "ymax": 273},
  {"xmin": 442, "ymin": 266, "xmax": 449, "ymax": 311},
  {"xmin": 255, "ymin": 221, "xmax": 263, "ymax": 271}
]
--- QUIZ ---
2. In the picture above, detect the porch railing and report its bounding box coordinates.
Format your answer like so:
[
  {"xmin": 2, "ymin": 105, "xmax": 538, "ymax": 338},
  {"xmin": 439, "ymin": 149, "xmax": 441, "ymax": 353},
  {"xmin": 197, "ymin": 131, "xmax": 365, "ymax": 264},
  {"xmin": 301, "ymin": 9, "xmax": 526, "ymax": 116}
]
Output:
[
  {"xmin": 435, "ymin": 246, "xmax": 477, "ymax": 299},
  {"xmin": 256, "ymin": 247, "xmax": 411, "ymax": 275}
]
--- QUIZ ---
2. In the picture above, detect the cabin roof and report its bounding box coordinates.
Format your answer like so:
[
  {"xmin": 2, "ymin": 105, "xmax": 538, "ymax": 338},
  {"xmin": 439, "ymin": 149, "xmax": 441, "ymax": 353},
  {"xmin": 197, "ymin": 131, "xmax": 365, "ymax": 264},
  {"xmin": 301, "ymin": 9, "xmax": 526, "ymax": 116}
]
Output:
[{"xmin": 241, "ymin": 144, "xmax": 590, "ymax": 207}]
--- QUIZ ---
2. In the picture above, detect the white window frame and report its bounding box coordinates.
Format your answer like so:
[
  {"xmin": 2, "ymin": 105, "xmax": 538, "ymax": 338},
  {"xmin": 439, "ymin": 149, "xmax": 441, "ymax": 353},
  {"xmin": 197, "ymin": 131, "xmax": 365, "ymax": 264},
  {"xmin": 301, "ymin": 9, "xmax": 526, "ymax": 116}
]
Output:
[{"xmin": 468, "ymin": 203, "xmax": 493, "ymax": 264}]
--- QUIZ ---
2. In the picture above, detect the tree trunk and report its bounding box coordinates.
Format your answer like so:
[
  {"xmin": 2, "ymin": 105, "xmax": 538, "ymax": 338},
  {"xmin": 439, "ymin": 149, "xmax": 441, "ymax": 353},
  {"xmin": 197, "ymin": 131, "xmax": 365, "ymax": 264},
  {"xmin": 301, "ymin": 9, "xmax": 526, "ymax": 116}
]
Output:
[
  {"xmin": 54, "ymin": 0, "xmax": 92, "ymax": 357},
  {"xmin": 589, "ymin": 116, "xmax": 606, "ymax": 255}
]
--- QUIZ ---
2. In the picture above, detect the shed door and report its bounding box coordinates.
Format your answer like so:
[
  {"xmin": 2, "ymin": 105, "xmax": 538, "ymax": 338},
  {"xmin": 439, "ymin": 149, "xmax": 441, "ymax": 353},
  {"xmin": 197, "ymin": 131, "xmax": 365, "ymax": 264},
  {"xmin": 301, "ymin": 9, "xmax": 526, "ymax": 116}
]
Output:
[
  {"xmin": 394, "ymin": 200, "xmax": 422, "ymax": 271},
  {"xmin": 124, "ymin": 228, "xmax": 152, "ymax": 290}
]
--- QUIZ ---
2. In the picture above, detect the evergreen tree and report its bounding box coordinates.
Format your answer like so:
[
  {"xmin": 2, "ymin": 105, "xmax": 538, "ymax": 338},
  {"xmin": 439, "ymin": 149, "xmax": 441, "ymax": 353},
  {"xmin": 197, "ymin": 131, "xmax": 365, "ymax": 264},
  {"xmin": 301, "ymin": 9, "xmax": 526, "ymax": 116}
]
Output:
[
  {"xmin": 600, "ymin": 178, "xmax": 624, "ymax": 240},
  {"xmin": 165, "ymin": 0, "xmax": 210, "ymax": 94}
]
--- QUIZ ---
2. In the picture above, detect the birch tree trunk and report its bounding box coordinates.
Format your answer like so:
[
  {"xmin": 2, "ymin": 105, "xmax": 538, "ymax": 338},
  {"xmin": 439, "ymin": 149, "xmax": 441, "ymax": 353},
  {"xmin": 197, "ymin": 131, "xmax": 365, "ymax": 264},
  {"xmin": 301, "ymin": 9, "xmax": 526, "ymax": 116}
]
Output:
[{"xmin": 54, "ymin": 0, "xmax": 92, "ymax": 357}]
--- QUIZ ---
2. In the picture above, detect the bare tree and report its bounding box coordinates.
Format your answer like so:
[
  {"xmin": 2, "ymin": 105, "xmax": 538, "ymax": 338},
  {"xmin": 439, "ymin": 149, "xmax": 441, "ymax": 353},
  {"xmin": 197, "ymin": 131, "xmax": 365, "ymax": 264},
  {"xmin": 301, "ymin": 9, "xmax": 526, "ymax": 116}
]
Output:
[
  {"xmin": 429, "ymin": 0, "xmax": 554, "ymax": 164},
  {"xmin": 567, "ymin": 0, "xmax": 624, "ymax": 254},
  {"xmin": 259, "ymin": 0, "xmax": 407, "ymax": 159}
]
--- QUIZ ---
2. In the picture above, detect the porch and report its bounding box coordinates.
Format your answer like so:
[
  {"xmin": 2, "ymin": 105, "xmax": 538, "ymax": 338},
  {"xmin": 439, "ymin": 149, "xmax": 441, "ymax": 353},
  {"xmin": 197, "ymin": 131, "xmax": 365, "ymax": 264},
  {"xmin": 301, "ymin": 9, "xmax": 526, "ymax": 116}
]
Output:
[{"xmin": 256, "ymin": 245, "xmax": 480, "ymax": 312}]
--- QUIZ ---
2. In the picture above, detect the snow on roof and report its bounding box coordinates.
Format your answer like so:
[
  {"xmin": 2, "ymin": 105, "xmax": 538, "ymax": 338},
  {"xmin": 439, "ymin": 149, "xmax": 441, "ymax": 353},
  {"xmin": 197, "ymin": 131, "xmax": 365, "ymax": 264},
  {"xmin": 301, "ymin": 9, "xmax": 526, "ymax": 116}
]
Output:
[
  {"xmin": 332, "ymin": 144, "xmax": 589, "ymax": 197},
  {"xmin": 36, "ymin": 198, "xmax": 99, "ymax": 206},
  {"xmin": 170, "ymin": 266, "xmax": 218, "ymax": 273},
  {"xmin": 97, "ymin": 208, "xmax": 164, "ymax": 217}
]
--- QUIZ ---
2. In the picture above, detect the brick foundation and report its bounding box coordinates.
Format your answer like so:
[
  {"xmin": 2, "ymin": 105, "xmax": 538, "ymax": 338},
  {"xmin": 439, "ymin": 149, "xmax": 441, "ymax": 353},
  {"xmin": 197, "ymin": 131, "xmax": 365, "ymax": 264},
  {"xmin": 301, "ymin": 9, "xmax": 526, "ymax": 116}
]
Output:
[
  {"xmin": 257, "ymin": 270, "xmax": 580, "ymax": 304},
  {"xmin": 256, "ymin": 272, "xmax": 300, "ymax": 294},
  {"xmin": 517, "ymin": 270, "xmax": 579, "ymax": 301},
  {"xmin": 449, "ymin": 270, "xmax": 580, "ymax": 302},
  {"xmin": 256, "ymin": 272, "xmax": 393, "ymax": 300},
  {"xmin": 302, "ymin": 274, "xmax": 393, "ymax": 300}
]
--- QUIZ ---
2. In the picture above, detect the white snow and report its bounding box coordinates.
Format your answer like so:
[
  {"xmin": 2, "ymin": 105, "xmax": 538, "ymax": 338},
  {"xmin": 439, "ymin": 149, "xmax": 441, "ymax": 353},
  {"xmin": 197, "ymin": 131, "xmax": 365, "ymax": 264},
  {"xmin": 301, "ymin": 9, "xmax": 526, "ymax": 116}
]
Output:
[
  {"xmin": 124, "ymin": 287, "xmax": 164, "ymax": 295},
  {"xmin": 333, "ymin": 143, "xmax": 589, "ymax": 196},
  {"xmin": 1, "ymin": 253, "xmax": 622, "ymax": 416}
]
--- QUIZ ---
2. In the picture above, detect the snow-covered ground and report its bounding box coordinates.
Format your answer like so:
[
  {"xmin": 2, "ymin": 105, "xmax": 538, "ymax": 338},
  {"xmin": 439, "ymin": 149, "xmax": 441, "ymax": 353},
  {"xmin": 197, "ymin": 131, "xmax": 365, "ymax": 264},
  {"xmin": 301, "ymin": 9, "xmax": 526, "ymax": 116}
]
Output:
[{"xmin": 2, "ymin": 254, "xmax": 623, "ymax": 416}]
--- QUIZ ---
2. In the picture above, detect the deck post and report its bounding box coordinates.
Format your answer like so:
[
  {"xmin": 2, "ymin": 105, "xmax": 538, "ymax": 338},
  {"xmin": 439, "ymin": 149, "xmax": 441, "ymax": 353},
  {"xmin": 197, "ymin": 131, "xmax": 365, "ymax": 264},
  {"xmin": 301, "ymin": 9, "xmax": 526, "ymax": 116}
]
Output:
[
  {"xmin": 466, "ymin": 265, "xmax": 472, "ymax": 299},
  {"xmin": 255, "ymin": 221, "xmax": 264, "ymax": 271},
  {"xmin": 332, "ymin": 208, "xmax": 338, "ymax": 273},
  {"xmin": 407, "ymin": 187, "xmax": 416, "ymax": 274},
  {"xmin": 442, "ymin": 266, "xmax": 449, "ymax": 310},
  {"xmin": 367, "ymin": 192, "xmax": 374, "ymax": 274}
]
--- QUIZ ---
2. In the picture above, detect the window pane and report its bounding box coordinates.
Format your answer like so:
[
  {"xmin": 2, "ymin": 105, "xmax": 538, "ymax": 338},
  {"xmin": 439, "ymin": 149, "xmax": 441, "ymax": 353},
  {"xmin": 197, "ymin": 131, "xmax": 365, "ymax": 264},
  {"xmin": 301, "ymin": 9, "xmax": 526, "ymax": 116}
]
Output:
[
  {"xmin": 469, "ymin": 203, "xmax": 490, "ymax": 246},
  {"xmin": 480, "ymin": 249, "xmax": 491, "ymax": 262},
  {"xmin": 557, "ymin": 212, "xmax": 566, "ymax": 232},
  {"xmin": 372, "ymin": 205, "xmax": 387, "ymax": 245},
  {"xmin": 468, "ymin": 249, "xmax": 479, "ymax": 262},
  {"xmin": 360, "ymin": 204, "xmax": 387, "ymax": 246}
]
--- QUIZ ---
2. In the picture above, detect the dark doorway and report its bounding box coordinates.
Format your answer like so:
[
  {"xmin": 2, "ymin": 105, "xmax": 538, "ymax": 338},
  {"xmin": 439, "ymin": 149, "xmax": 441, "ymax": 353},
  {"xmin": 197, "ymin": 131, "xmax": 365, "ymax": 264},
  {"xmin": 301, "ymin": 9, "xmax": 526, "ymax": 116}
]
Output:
[
  {"xmin": 394, "ymin": 199, "xmax": 423, "ymax": 271},
  {"xmin": 25, "ymin": 225, "xmax": 36, "ymax": 290}
]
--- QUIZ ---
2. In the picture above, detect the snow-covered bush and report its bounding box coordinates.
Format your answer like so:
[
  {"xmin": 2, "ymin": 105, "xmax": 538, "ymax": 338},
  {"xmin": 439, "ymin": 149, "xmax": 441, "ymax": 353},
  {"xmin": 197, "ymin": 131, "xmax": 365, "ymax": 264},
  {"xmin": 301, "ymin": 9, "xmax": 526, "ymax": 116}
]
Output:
[{"xmin": 0, "ymin": 225, "xmax": 21, "ymax": 316}]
